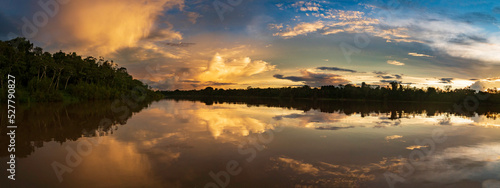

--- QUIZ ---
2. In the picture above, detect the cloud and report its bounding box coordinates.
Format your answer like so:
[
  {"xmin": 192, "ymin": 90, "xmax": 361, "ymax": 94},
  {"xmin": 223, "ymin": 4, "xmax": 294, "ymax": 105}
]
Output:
[
  {"xmin": 407, "ymin": 143, "xmax": 500, "ymax": 184},
  {"xmin": 316, "ymin": 126, "xmax": 355, "ymax": 130},
  {"xmin": 387, "ymin": 60, "xmax": 405, "ymax": 66},
  {"xmin": 316, "ymin": 66, "xmax": 357, "ymax": 73},
  {"xmin": 291, "ymin": 1, "xmax": 321, "ymax": 12},
  {"xmin": 273, "ymin": 110, "xmax": 348, "ymax": 128},
  {"xmin": 406, "ymin": 145, "xmax": 428, "ymax": 150},
  {"xmin": 273, "ymin": 70, "xmax": 350, "ymax": 87},
  {"xmin": 385, "ymin": 135, "xmax": 403, "ymax": 141},
  {"xmin": 275, "ymin": 157, "xmax": 320, "ymax": 175},
  {"xmin": 378, "ymin": 75, "xmax": 394, "ymax": 79},
  {"xmin": 274, "ymin": 2, "xmax": 500, "ymax": 64},
  {"xmin": 381, "ymin": 13, "xmax": 500, "ymax": 63},
  {"xmin": 408, "ymin": 52, "xmax": 433, "ymax": 58},
  {"xmin": 185, "ymin": 11, "xmax": 200, "ymax": 24},
  {"xmin": 272, "ymin": 8, "xmax": 419, "ymax": 43},
  {"xmin": 458, "ymin": 12, "xmax": 497, "ymax": 24},
  {"xmin": 163, "ymin": 42, "xmax": 196, "ymax": 47},
  {"xmin": 373, "ymin": 71, "xmax": 388, "ymax": 75},
  {"xmin": 274, "ymin": 21, "xmax": 325, "ymax": 38},
  {"xmin": 270, "ymin": 156, "xmax": 384, "ymax": 187},
  {"xmin": 380, "ymin": 80, "xmax": 400, "ymax": 83},
  {"xmin": 116, "ymin": 44, "xmax": 276, "ymax": 90},
  {"xmin": 38, "ymin": 0, "xmax": 185, "ymax": 56},
  {"xmin": 198, "ymin": 53, "xmax": 275, "ymax": 83},
  {"xmin": 448, "ymin": 34, "xmax": 488, "ymax": 45},
  {"xmin": 145, "ymin": 27, "xmax": 183, "ymax": 41},
  {"xmin": 468, "ymin": 79, "xmax": 500, "ymax": 92},
  {"xmin": 439, "ymin": 78, "xmax": 454, "ymax": 84},
  {"xmin": 494, "ymin": 7, "xmax": 500, "ymax": 14}
]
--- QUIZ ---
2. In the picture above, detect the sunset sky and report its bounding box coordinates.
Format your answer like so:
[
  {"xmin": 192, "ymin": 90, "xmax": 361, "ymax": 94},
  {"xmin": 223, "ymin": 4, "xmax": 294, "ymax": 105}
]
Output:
[{"xmin": 2, "ymin": 0, "xmax": 500, "ymax": 91}]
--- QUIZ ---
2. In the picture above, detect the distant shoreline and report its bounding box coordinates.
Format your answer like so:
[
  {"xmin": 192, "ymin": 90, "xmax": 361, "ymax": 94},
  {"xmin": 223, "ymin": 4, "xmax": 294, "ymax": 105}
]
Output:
[
  {"xmin": 164, "ymin": 95, "xmax": 464, "ymax": 104},
  {"xmin": 162, "ymin": 85, "xmax": 500, "ymax": 105}
]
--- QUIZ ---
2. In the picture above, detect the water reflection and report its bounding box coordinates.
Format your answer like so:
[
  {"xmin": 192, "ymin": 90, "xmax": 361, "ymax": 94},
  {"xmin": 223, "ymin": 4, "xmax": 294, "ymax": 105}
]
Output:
[
  {"xmin": 0, "ymin": 100, "xmax": 154, "ymax": 158},
  {"xmin": 1, "ymin": 99, "xmax": 500, "ymax": 187}
]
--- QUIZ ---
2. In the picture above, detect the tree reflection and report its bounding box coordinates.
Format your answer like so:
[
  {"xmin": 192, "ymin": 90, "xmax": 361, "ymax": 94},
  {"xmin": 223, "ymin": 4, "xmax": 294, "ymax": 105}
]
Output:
[{"xmin": 0, "ymin": 100, "xmax": 155, "ymax": 158}]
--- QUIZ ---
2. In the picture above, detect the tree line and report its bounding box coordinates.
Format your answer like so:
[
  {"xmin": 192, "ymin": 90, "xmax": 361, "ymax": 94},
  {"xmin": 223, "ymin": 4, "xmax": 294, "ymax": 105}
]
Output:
[
  {"xmin": 0, "ymin": 38, "xmax": 163, "ymax": 103},
  {"xmin": 163, "ymin": 83, "xmax": 500, "ymax": 104}
]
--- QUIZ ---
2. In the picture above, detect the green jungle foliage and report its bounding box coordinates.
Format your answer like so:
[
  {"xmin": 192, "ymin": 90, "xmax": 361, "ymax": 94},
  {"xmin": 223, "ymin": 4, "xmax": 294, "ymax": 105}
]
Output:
[
  {"xmin": 164, "ymin": 83, "xmax": 500, "ymax": 104},
  {"xmin": 0, "ymin": 38, "xmax": 163, "ymax": 103}
]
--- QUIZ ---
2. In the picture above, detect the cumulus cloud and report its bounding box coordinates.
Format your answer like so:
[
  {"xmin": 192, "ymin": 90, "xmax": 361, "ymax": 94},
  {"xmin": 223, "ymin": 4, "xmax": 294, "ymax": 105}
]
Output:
[
  {"xmin": 39, "ymin": 0, "xmax": 185, "ymax": 56},
  {"xmin": 273, "ymin": 70, "xmax": 350, "ymax": 87},
  {"xmin": 198, "ymin": 53, "xmax": 275, "ymax": 82},
  {"xmin": 387, "ymin": 60, "xmax": 405, "ymax": 66},
  {"xmin": 468, "ymin": 79, "xmax": 500, "ymax": 92},
  {"xmin": 117, "ymin": 46, "xmax": 275, "ymax": 90}
]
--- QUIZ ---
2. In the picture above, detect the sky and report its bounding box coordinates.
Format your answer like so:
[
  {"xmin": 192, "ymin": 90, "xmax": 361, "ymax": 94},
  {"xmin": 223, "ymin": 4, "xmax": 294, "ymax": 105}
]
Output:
[{"xmin": 1, "ymin": 0, "xmax": 500, "ymax": 91}]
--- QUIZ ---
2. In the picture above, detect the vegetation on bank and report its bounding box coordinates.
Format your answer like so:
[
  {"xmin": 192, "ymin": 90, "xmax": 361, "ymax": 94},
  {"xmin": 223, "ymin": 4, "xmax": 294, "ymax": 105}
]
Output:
[
  {"xmin": 163, "ymin": 83, "xmax": 500, "ymax": 104},
  {"xmin": 0, "ymin": 38, "xmax": 163, "ymax": 103}
]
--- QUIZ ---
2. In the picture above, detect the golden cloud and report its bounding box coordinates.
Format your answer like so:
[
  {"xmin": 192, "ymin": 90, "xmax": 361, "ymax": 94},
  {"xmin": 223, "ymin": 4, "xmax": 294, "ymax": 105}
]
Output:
[
  {"xmin": 198, "ymin": 53, "xmax": 276, "ymax": 83},
  {"xmin": 40, "ymin": 0, "xmax": 184, "ymax": 56},
  {"xmin": 387, "ymin": 60, "xmax": 405, "ymax": 66}
]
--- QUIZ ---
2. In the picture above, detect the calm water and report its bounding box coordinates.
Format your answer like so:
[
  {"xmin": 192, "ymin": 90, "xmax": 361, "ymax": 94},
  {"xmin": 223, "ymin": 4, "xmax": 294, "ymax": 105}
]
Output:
[{"xmin": 2, "ymin": 99, "xmax": 500, "ymax": 188}]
